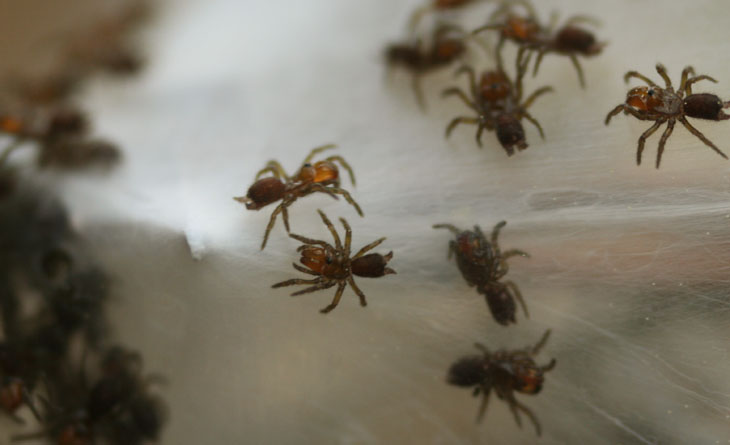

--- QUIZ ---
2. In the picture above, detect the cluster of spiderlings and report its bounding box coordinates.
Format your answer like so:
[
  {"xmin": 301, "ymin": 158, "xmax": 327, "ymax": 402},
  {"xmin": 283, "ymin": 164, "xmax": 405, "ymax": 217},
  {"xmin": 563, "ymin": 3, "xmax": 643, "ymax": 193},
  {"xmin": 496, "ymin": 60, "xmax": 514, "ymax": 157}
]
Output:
[
  {"xmin": 386, "ymin": 0, "xmax": 605, "ymax": 155},
  {"xmin": 234, "ymin": 146, "xmax": 396, "ymax": 314},
  {"xmin": 0, "ymin": 2, "xmax": 152, "ymax": 175},
  {"xmin": 0, "ymin": 3, "xmax": 168, "ymax": 444}
]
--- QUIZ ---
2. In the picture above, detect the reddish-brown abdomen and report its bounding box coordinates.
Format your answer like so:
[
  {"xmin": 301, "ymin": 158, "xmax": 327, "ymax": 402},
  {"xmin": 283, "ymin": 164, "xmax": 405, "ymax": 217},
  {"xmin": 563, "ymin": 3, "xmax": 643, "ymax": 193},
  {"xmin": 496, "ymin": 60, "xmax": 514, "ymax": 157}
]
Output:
[
  {"xmin": 351, "ymin": 252, "xmax": 395, "ymax": 277},
  {"xmin": 683, "ymin": 93, "xmax": 728, "ymax": 120},
  {"xmin": 555, "ymin": 26, "xmax": 601, "ymax": 55},
  {"xmin": 241, "ymin": 177, "xmax": 286, "ymax": 210},
  {"xmin": 496, "ymin": 114, "xmax": 527, "ymax": 155},
  {"xmin": 483, "ymin": 288, "xmax": 516, "ymax": 325}
]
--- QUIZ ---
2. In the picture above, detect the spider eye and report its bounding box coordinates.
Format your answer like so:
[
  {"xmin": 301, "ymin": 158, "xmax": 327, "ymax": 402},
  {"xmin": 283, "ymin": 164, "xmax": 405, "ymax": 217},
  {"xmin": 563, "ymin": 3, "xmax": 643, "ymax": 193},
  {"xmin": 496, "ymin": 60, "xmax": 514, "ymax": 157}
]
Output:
[
  {"xmin": 648, "ymin": 89, "xmax": 655, "ymax": 96},
  {"xmin": 303, "ymin": 163, "xmax": 312, "ymax": 168},
  {"xmin": 325, "ymin": 256, "xmax": 333, "ymax": 264}
]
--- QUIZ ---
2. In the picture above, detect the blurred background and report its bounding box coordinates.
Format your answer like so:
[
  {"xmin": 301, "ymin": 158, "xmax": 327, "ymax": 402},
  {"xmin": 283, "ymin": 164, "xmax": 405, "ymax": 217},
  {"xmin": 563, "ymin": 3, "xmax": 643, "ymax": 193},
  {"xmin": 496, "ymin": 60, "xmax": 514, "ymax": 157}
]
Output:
[{"xmin": 1, "ymin": 0, "xmax": 730, "ymax": 443}]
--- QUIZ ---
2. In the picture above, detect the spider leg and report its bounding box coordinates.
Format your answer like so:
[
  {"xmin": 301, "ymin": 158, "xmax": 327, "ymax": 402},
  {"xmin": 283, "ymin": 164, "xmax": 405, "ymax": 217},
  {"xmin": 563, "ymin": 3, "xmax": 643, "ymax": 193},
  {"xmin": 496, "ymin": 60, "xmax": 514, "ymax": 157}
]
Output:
[
  {"xmin": 271, "ymin": 277, "xmax": 322, "ymax": 288},
  {"xmin": 491, "ymin": 221, "xmax": 506, "ymax": 246},
  {"xmin": 352, "ymin": 237, "xmax": 387, "ymax": 259},
  {"xmin": 476, "ymin": 386, "xmax": 492, "ymax": 423},
  {"xmin": 324, "ymin": 155, "xmax": 356, "ymax": 186},
  {"xmin": 407, "ymin": 5, "xmax": 431, "ymax": 34},
  {"xmin": 292, "ymin": 263, "xmax": 319, "ymax": 275},
  {"xmin": 442, "ymin": 87, "xmax": 478, "ymax": 112},
  {"xmin": 281, "ymin": 204, "xmax": 291, "ymax": 233},
  {"xmin": 636, "ymin": 120, "xmax": 664, "ymax": 165},
  {"xmin": 684, "ymin": 75, "xmax": 718, "ymax": 96},
  {"xmin": 678, "ymin": 66, "xmax": 695, "ymax": 94},
  {"xmin": 432, "ymin": 223, "xmax": 462, "ymax": 236},
  {"xmin": 476, "ymin": 122, "xmax": 486, "ymax": 147},
  {"xmin": 522, "ymin": 86, "xmax": 553, "ymax": 110},
  {"xmin": 494, "ymin": 35, "xmax": 506, "ymax": 72},
  {"xmin": 289, "ymin": 233, "xmax": 331, "ymax": 248},
  {"xmin": 474, "ymin": 342, "xmax": 490, "ymax": 355},
  {"xmin": 604, "ymin": 104, "xmax": 626, "ymax": 125},
  {"xmin": 447, "ymin": 240, "xmax": 456, "ymax": 260},
  {"xmin": 569, "ymin": 53, "xmax": 586, "ymax": 88},
  {"xmin": 302, "ymin": 144, "xmax": 337, "ymax": 164},
  {"xmin": 320, "ymin": 282, "xmax": 347, "ymax": 313},
  {"xmin": 515, "ymin": 47, "xmax": 533, "ymax": 100},
  {"xmin": 412, "ymin": 73, "xmax": 427, "ymax": 111},
  {"xmin": 340, "ymin": 217, "xmax": 352, "ymax": 256},
  {"xmin": 510, "ymin": 396, "xmax": 542, "ymax": 436},
  {"xmin": 655, "ymin": 118, "xmax": 676, "ymax": 169},
  {"xmin": 532, "ymin": 49, "xmax": 546, "ymax": 77},
  {"xmin": 541, "ymin": 358, "xmax": 557, "ymax": 372},
  {"xmin": 655, "ymin": 63, "xmax": 673, "ymax": 90},
  {"xmin": 445, "ymin": 117, "xmax": 480, "ymax": 139},
  {"xmin": 292, "ymin": 280, "xmax": 337, "ymax": 297},
  {"xmin": 531, "ymin": 329, "xmax": 552, "ymax": 355},
  {"xmin": 505, "ymin": 393, "xmax": 524, "ymax": 429},
  {"xmin": 679, "ymin": 116, "xmax": 729, "ymax": 160},
  {"xmin": 316, "ymin": 209, "xmax": 342, "ymax": 249},
  {"xmin": 313, "ymin": 185, "xmax": 364, "ymax": 216},
  {"xmin": 501, "ymin": 249, "xmax": 530, "ymax": 259},
  {"xmin": 623, "ymin": 71, "xmax": 657, "ymax": 87},
  {"xmin": 255, "ymin": 160, "xmax": 289, "ymax": 181},
  {"xmin": 472, "ymin": 23, "xmax": 504, "ymax": 36},
  {"xmin": 522, "ymin": 110, "xmax": 546, "ymax": 140},
  {"xmin": 504, "ymin": 280, "xmax": 529, "ymax": 319},
  {"xmin": 347, "ymin": 276, "xmax": 368, "ymax": 307},
  {"xmin": 454, "ymin": 65, "xmax": 478, "ymax": 99},
  {"xmin": 260, "ymin": 201, "xmax": 289, "ymax": 250}
]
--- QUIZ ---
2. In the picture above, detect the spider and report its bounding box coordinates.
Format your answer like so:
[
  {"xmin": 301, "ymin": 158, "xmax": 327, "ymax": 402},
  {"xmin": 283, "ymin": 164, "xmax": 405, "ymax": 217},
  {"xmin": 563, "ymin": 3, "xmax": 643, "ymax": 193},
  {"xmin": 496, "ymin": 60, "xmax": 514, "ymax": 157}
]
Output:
[
  {"xmin": 447, "ymin": 329, "xmax": 556, "ymax": 436},
  {"xmin": 473, "ymin": 1, "xmax": 605, "ymax": 87},
  {"xmin": 442, "ymin": 49, "xmax": 552, "ymax": 155},
  {"xmin": 605, "ymin": 64, "xmax": 730, "ymax": 168},
  {"xmin": 234, "ymin": 144, "xmax": 363, "ymax": 250},
  {"xmin": 272, "ymin": 209, "xmax": 395, "ymax": 314},
  {"xmin": 433, "ymin": 221, "xmax": 529, "ymax": 325},
  {"xmin": 386, "ymin": 24, "xmax": 469, "ymax": 109}
]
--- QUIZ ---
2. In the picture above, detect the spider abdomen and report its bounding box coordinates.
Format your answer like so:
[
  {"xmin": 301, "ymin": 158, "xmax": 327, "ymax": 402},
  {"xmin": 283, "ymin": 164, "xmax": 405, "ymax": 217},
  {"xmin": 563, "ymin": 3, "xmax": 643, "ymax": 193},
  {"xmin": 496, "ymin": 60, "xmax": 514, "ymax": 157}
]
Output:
[
  {"xmin": 496, "ymin": 114, "xmax": 527, "ymax": 155},
  {"xmin": 240, "ymin": 177, "xmax": 286, "ymax": 210},
  {"xmin": 351, "ymin": 252, "xmax": 395, "ymax": 278},
  {"xmin": 482, "ymin": 287, "xmax": 517, "ymax": 325},
  {"xmin": 683, "ymin": 93, "xmax": 729, "ymax": 121}
]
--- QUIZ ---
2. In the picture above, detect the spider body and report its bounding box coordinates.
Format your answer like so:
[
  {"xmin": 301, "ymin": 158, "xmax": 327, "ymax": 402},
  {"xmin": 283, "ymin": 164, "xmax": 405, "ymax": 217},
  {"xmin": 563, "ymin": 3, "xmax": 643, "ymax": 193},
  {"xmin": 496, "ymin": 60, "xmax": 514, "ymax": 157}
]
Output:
[
  {"xmin": 272, "ymin": 210, "xmax": 395, "ymax": 314},
  {"xmin": 447, "ymin": 330, "xmax": 556, "ymax": 435},
  {"xmin": 386, "ymin": 25, "xmax": 467, "ymax": 108},
  {"xmin": 473, "ymin": 2, "xmax": 604, "ymax": 87},
  {"xmin": 605, "ymin": 64, "xmax": 730, "ymax": 168},
  {"xmin": 234, "ymin": 144, "xmax": 362, "ymax": 250},
  {"xmin": 433, "ymin": 221, "xmax": 529, "ymax": 325},
  {"xmin": 442, "ymin": 50, "xmax": 552, "ymax": 155}
]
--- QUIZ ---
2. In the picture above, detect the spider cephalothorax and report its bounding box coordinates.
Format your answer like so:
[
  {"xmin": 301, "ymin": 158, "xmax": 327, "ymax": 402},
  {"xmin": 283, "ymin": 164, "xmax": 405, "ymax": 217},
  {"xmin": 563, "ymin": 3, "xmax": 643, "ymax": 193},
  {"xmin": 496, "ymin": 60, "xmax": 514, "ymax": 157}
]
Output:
[
  {"xmin": 605, "ymin": 63, "xmax": 730, "ymax": 168},
  {"xmin": 234, "ymin": 144, "xmax": 363, "ymax": 249},
  {"xmin": 272, "ymin": 210, "xmax": 395, "ymax": 314}
]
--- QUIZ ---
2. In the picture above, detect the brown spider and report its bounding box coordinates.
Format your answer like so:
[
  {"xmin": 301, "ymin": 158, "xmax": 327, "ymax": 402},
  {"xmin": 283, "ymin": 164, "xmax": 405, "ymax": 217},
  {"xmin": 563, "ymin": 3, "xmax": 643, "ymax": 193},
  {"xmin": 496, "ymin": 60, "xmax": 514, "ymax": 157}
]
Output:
[
  {"xmin": 272, "ymin": 210, "xmax": 395, "ymax": 314},
  {"xmin": 234, "ymin": 145, "xmax": 363, "ymax": 250},
  {"xmin": 443, "ymin": 49, "xmax": 552, "ymax": 155},
  {"xmin": 606, "ymin": 64, "xmax": 730, "ymax": 168},
  {"xmin": 433, "ymin": 221, "xmax": 529, "ymax": 325},
  {"xmin": 447, "ymin": 329, "xmax": 556, "ymax": 436},
  {"xmin": 386, "ymin": 24, "xmax": 470, "ymax": 109},
  {"xmin": 473, "ymin": 1, "xmax": 605, "ymax": 87}
]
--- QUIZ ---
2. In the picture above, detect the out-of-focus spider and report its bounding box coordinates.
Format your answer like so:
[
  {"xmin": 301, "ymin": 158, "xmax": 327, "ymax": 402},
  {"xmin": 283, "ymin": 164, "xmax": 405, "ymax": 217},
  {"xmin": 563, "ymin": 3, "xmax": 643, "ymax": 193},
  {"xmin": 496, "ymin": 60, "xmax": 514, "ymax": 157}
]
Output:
[
  {"xmin": 447, "ymin": 329, "xmax": 556, "ymax": 436},
  {"xmin": 272, "ymin": 209, "xmax": 395, "ymax": 314},
  {"xmin": 473, "ymin": 1, "xmax": 605, "ymax": 87},
  {"xmin": 386, "ymin": 24, "xmax": 469, "ymax": 109},
  {"xmin": 443, "ymin": 49, "xmax": 552, "ymax": 155},
  {"xmin": 433, "ymin": 221, "xmax": 529, "ymax": 325},
  {"xmin": 234, "ymin": 145, "xmax": 363, "ymax": 250},
  {"xmin": 605, "ymin": 64, "xmax": 730, "ymax": 168},
  {"xmin": 408, "ymin": 0, "xmax": 485, "ymax": 34}
]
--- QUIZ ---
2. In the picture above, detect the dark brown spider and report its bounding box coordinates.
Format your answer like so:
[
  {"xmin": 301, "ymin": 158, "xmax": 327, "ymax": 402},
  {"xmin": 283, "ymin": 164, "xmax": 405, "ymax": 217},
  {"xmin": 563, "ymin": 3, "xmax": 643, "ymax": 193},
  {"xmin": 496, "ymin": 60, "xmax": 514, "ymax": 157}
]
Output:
[
  {"xmin": 443, "ymin": 49, "xmax": 552, "ymax": 155},
  {"xmin": 272, "ymin": 210, "xmax": 395, "ymax": 314},
  {"xmin": 605, "ymin": 64, "xmax": 730, "ymax": 168},
  {"xmin": 234, "ymin": 145, "xmax": 363, "ymax": 250},
  {"xmin": 473, "ymin": 1, "xmax": 605, "ymax": 87},
  {"xmin": 386, "ymin": 24, "xmax": 470, "ymax": 108},
  {"xmin": 433, "ymin": 221, "xmax": 529, "ymax": 325},
  {"xmin": 447, "ymin": 329, "xmax": 556, "ymax": 436}
]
